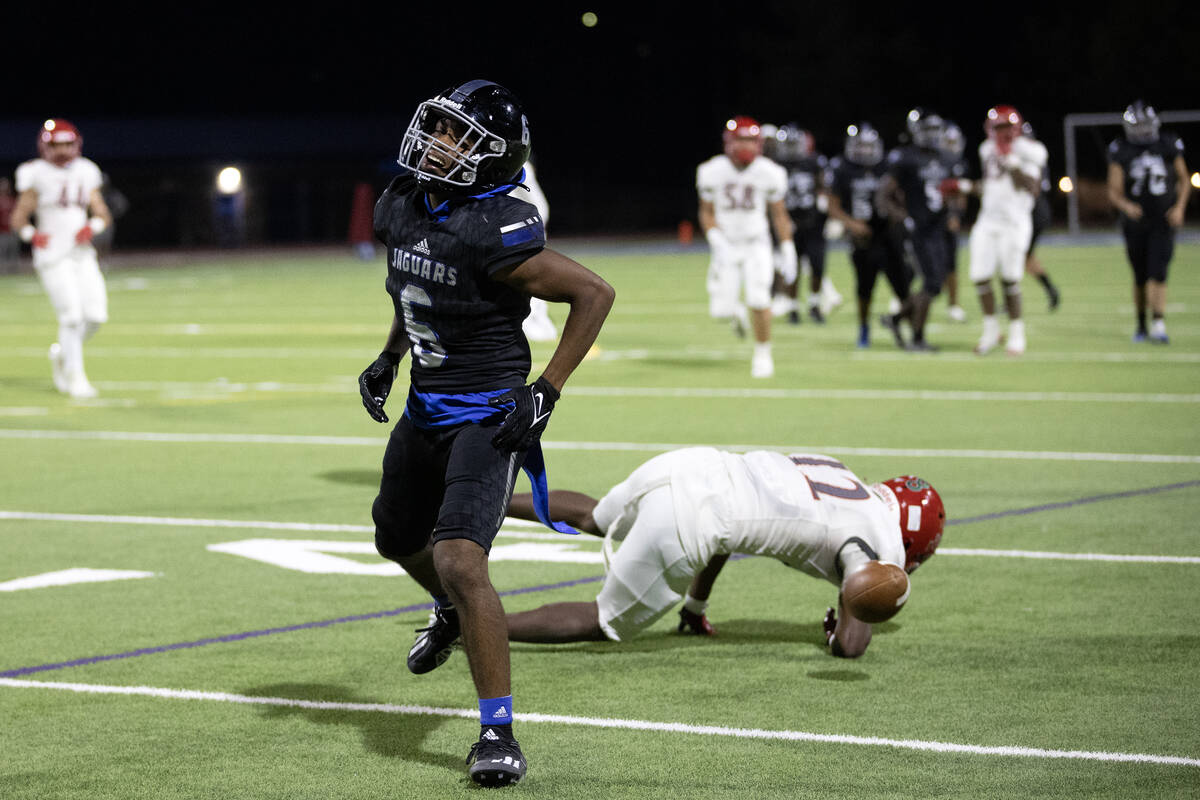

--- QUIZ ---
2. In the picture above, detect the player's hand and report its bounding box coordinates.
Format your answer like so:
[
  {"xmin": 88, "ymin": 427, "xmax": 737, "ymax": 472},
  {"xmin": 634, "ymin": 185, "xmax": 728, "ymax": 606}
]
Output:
[
  {"xmin": 1123, "ymin": 203, "xmax": 1144, "ymax": 222},
  {"xmin": 776, "ymin": 240, "xmax": 798, "ymax": 284},
  {"xmin": 705, "ymin": 227, "xmax": 731, "ymax": 261},
  {"xmin": 358, "ymin": 351, "xmax": 401, "ymax": 423},
  {"xmin": 75, "ymin": 226, "xmax": 94, "ymax": 245},
  {"xmin": 31, "ymin": 231, "xmax": 50, "ymax": 249},
  {"xmin": 823, "ymin": 607, "xmax": 837, "ymax": 647},
  {"xmin": 1167, "ymin": 205, "xmax": 1184, "ymax": 228},
  {"xmin": 489, "ymin": 376, "xmax": 559, "ymax": 452},
  {"xmin": 678, "ymin": 607, "xmax": 716, "ymax": 636}
]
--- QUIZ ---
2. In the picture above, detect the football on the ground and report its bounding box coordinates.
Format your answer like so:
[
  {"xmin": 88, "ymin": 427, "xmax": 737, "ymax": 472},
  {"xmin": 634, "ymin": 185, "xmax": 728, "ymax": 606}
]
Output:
[{"xmin": 842, "ymin": 561, "xmax": 910, "ymax": 623}]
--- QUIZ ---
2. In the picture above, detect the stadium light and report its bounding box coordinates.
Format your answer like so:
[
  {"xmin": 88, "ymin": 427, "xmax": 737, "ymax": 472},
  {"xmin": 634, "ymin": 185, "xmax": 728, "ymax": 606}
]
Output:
[
  {"xmin": 581, "ymin": 11, "xmax": 598, "ymax": 27},
  {"xmin": 216, "ymin": 167, "xmax": 243, "ymax": 195},
  {"xmin": 1058, "ymin": 176, "xmax": 1074, "ymax": 193},
  {"xmin": 1191, "ymin": 172, "xmax": 1200, "ymax": 189}
]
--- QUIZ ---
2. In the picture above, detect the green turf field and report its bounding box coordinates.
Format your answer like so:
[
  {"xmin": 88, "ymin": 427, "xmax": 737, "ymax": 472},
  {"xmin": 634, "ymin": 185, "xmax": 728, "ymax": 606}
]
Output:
[{"xmin": 2, "ymin": 240, "xmax": 1198, "ymax": 798}]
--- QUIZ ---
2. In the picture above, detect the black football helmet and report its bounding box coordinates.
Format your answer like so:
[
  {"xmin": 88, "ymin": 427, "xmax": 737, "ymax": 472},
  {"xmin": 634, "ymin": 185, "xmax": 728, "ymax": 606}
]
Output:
[
  {"xmin": 940, "ymin": 122, "xmax": 964, "ymax": 158},
  {"xmin": 844, "ymin": 122, "xmax": 883, "ymax": 166},
  {"xmin": 906, "ymin": 107, "xmax": 945, "ymax": 150},
  {"xmin": 398, "ymin": 79, "xmax": 531, "ymax": 194},
  {"xmin": 770, "ymin": 123, "xmax": 816, "ymax": 163},
  {"xmin": 1122, "ymin": 100, "xmax": 1161, "ymax": 145}
]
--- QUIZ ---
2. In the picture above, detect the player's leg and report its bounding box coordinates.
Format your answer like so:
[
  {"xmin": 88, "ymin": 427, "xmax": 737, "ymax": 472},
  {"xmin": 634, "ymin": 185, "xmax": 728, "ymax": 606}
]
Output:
[
  {"xmin": 73, "ymin": 252, "xmax": 108, "ymax": 395},
  {"xmin": 435, "ymin": 422, "xmax": 530, "ymax": 786},
  {"xmin": 804, "ymin": 229, "xmax": 828, "ymax": 322},
  {"xmin": 1146, "ymin": 222, "xmax": 1175, "ymax": 343},
  {"xmin": 969, "ymin": 223, "xmax": 1001, "ymax": 355},
  {"xmin": 906, "ymin": 229, "xmax": 945, "ymax": 351},
  {"xmin": 945, "ymin": 227, "xmax": 966, "ymax": 322},
  {"xmin": 744, "ymin": 239, "xmax": 775, "ymax": 378},
  {"xmin": 1124, "ymin": 223, "xmax": 1150, "ymax": 341},
  {"xmin": 1001, "ymin": 222, "xmax": 1031, "ymax": 354},
  {"xmin": 851, "ymin": 246, "xmax": 878, "ymax": 348},
  {"xmin": 707, "ymin": 250, "xmax": 747, "ymax": 337},
  {"xmin": 35, "ymin": 258, "xmax": 86, "ymax": 395}
]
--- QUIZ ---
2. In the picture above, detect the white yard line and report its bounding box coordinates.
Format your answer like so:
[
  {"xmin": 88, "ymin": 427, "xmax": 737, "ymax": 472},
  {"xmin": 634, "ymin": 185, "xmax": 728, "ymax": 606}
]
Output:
[
  {"xmin": 2, "ymin": 428, "xmax": 1199, "ymax": 463},
  {"xmin": 0, "ymin": 677, "xmax": 1194, "ymax": 767}
]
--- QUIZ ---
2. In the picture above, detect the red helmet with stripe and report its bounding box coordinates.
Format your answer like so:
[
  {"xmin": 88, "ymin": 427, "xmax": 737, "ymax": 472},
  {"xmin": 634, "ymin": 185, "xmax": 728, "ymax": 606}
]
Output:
[
  {"xmin": 880, "ymin": 476, "xmax": 945, "ymax": 573},
  {"xmin": 37, "ymin": 119, "xmax": 82, "ymax": 166},
  {"xmin": 723, "ymin": 116, "xmax": 763, "ymax": 167},
  {"xmin": 985, "ymin": 105, "xmax": 1022, "ymax": 155}
]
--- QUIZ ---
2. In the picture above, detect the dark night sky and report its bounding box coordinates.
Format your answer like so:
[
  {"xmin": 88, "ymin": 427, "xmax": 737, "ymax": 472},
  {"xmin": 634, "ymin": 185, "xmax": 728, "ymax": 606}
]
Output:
[{"xmin": 6, "ymin": 2, "xmax": 1198, "ymax": 237}]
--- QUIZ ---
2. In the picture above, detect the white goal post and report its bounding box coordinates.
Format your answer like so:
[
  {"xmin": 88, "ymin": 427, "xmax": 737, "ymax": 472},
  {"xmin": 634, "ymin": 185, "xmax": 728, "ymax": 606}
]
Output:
[{"xmin": 1063, "ymin": 110, "xmax": 1200, "ymax": 234}]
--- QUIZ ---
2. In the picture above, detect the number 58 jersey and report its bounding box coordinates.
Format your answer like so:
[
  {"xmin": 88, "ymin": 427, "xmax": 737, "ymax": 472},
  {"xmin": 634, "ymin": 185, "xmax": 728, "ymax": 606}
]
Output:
[
  {"xmin": 373, "ymin": 176, "xmax": 546, "ymax": 393},
  {"xmin": 696, "ymin": 154, "xmax": 787, "ymax": 242}
]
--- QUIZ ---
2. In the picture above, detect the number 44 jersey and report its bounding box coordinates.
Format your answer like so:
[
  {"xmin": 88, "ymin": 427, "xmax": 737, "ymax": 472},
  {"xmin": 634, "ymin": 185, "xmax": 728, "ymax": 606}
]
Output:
[{"xmin": 373, "ymin": 175, "xmax": 546, "ymax": 393}]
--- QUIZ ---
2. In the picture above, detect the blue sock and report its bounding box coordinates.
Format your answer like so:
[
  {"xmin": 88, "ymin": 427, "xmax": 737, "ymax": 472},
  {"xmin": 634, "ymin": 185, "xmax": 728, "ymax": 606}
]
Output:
[
  {"xmin": 431, "ymin": 593, "xmax": 453, "ymax": 610},
  {"xmin": 480, "ymin": 695, "xmax": 513, "ymax": 730}
]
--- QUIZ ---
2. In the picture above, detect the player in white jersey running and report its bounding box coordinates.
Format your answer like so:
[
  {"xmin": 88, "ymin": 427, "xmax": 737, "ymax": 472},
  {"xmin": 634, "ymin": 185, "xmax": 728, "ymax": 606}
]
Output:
[
  {"xmin": 504, "ymin": 448, "xmax": 945, "ymax": 658},
  {"xmin": 943, "ymin": 106, "xmax": 1047, "ymax": 356},
  {"xmin": 10, "ymin": 119, "xmax": 114, "ymax": 398},
  {"xmin": 696, "ymin": 117, "xmax": 796, "ymax": 379}
]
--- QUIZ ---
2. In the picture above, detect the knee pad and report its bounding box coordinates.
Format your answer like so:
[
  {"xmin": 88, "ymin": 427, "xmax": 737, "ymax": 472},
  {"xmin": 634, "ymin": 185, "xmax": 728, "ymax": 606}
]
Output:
[
  {"xmin": 83, "ymin": 320, "xmax": 103, "ymax": 340},
  {"xmin": 1003, "ymin": 281, "xmax": 1022, "ymax": 297}
]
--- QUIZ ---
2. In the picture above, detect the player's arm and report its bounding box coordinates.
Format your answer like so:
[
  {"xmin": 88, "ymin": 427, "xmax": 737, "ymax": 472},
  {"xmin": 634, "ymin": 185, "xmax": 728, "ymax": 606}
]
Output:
[
  {"xmin": 357, "ymin": 312, "xmax": 408, "ymax": 424},
  {"xmin": 1106, "ymin": 162, "xmax": 1142, "ymax": 220},
  {"xmin": 824, "ymin": 595, "xmax": 872, "ymax": 658},
  {"xmin": 495, "ymin": 247, "xmax": 614, "ymax": 392},
  {"xmin": 1168, "ymin": 155, "xmax": 1191, "ymax": 227},
  {"xmin": 678, "ymin": 553, "xmax": 729, "ymax": 636},
  {"xmin": 1006, "ymin": 163, "xmax": 1040, "ymax": 195},
  {"xmin": 698, "ymin": 197, "xmax": 718, "ymax": 235},
  {"xmin": 825, "ymin": 193, "xmax": 871, "ymax": 241},
  {"xmin": 10, "ymin": 189, "xmax": 45, "ymax": 246},
  {"xmin": 74, "ymin": 186, "xmax": 115, "ymax": 245},
  {"xmin": 768, "ymin": 198, "xmax": 797, "ymax": 282},
  {"xmin": 507, "ymin": 490, "xmax": 603, "ymax": 536},
  {"xmin": 875, "ymin": 173, "xmax": 907, "ymax": 226}
]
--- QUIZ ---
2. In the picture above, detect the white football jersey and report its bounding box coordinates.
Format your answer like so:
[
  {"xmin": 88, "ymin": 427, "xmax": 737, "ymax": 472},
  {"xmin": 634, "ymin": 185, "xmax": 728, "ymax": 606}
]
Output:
[
  {"xmin": 977, "ymin": 137, "xmax": 1047, "ymax": 225},
  {"xmin": 669, "ymin": 448, "xmax": 905, "ymax": 585},
  {"xmin": 696, "ymin": 154, "xmax": 787, "ymax": 241},
  {"xmin": 15, "ymin": 156, "xmax": 103, "ymax": 263}
]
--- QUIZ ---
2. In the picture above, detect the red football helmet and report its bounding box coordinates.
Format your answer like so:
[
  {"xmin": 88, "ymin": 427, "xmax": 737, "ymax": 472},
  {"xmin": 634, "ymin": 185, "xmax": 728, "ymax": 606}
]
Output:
[
  {"xmin": 38, "ymin": 119, "xmax": 82, "ymax": 166},
  {"xmin": 984, "ymin": 105, "xmax": 1022, "ymax": 155},
  {"xmin": 723, "ymin": 116, "xmax": 763, "ymax": 167},
  {"xmin": 880, "ymin": 476, "xmax": 945, "ymax": 573}
]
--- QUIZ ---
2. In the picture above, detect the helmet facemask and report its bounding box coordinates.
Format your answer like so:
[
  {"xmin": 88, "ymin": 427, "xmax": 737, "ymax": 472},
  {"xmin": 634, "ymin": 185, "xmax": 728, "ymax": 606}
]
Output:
[
  {"xmin": 844, "ymin": 124, "xmax": 883, "ymax": 166},
  {"xmin": 1123, "ymin": 102, "xmax": 1161, "ymax": 145},
  {"xmin": 399, "ymin": 97, "xmax": 516, "ymax": 193}
]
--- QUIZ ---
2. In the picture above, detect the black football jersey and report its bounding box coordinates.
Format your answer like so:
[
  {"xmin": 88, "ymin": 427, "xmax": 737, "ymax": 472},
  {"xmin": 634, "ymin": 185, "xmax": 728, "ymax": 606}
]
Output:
[
  {"xmin": 828, "ymin": 156, "xmax": 887, "ymax": 232},
  {"xmin": 781, "ymin": 154, "xmax": 830, "ymax": 229},
  {"xmin": 1107, "ymin": 133, "xmax": 1186, "ymax": 219},
  {"xmin": 884, "ymin": 145, "xmax": 950, "ymax": 230},
  {"xmin": 373, "ymin": 176, "xmax": 546, "ymax": 393}
]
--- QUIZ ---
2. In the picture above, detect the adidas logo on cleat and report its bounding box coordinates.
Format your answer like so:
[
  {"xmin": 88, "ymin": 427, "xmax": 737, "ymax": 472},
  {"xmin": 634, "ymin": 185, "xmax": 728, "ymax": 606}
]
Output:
[{"xmin": 482, "ymin": 728, "xmax": 500, "ymax": 741}]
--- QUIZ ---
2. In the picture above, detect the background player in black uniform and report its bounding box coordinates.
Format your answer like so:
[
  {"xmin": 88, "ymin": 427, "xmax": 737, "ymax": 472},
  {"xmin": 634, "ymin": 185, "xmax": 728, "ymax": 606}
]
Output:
[
  {"xmin": 358, "ymin": 79, "xmax": 614, "ymax": 787},
  {"xmin": 1106, "ymin": 100, "xmax": 1190, "ymax": 343},
  {"xmin": 939, "ymin": 122, "xmax": 970, "ymax": 323},
  {"xmin": 771, "ymin": 124, "xmax": 831, "ymax": 323},
  {"xmin": 826, "ymin": 122, "xmax": 909, "ymax": 348},
  {"xmin": 876, "ymin": 108, "xmax": 952, "ymax": 351},
  {"xmin": 1022, "ymin": 121, "xmax": 1061, "ymax": 311}
]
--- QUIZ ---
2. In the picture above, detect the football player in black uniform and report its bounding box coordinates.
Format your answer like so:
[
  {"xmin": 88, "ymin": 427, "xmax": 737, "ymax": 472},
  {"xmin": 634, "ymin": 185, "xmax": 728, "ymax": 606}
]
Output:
[
  {"xmin": 939, "ymin": 122, "xmax": 970, "ymax": 323},
  {"xmin": 359, "ymin": 79, "xmax": 614, "ymax": 787},
  {"xmin": 826, "ymin": 122, "xmax": 910, "ymax": 348},
  {"xmin": 773, "ymin": 125, "xmax": 832, "ymax": 323},
  {"xmin": 1022, "ymin": 122, "xmax": 1061, "ymax": 311},
  {"xmin": 1106, "ymin": 100, "xmax": 1190, "ymax": 343},
  {"xmin": 876, "ymin": 108, "xmax": 953, "ymax": 351}
]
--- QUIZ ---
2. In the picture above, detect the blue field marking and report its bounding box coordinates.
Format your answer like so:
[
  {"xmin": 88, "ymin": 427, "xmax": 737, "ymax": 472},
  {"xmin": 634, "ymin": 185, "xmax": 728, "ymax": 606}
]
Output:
[{"xmin": 4, "ymin": 479, "xmax": 1199, "ymax": 678}]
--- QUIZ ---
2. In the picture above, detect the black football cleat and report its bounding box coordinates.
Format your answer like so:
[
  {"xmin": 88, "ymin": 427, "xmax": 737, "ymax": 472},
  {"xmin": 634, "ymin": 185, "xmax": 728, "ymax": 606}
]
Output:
[
  {"xmin": 406, "ymin": 606, "xmax": 460, "ymax": 674},
  {"xmin": 879, "ymin": 313, "xmax": 906, "ymax": 349},
  {"xmin": 467, "ymin": 727, "xmax": 527, "ymax": 787}
]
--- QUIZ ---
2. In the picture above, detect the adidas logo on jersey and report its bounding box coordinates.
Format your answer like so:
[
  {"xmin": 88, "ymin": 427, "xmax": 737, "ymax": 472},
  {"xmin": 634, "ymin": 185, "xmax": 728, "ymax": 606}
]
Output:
[{"xmin": 412, "ymin": 238, "xmax": 431, "ymax": 255}]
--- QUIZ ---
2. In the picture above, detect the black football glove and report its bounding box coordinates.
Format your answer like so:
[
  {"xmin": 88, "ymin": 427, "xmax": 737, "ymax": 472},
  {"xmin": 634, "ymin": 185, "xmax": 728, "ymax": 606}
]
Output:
[
  {"xmin": 358, "ymin": 351, "xmax": 401, "ymax": 423},
  {"xmin": 823, "ymin": 606, "xmax": 838, "ymax": 647},
  {"xmin": 677, "ymin": 607, "xmax": 716, "ymax": 636},
  {"xmin": 488, "ymin": 376, "xmax": 559, "ymax": 452}
]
